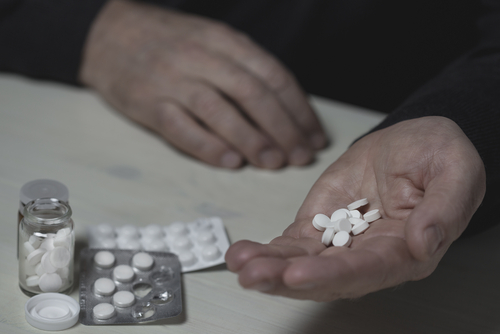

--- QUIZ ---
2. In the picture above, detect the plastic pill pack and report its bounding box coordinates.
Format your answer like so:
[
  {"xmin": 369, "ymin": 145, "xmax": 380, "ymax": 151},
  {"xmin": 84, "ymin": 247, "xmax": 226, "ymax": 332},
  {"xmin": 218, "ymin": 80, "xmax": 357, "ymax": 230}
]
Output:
[
  {"xmin": 79, "ymin": 248, "xmax": 182, "ymax": 325},
  {"xmin": 87, "ymin": 217, "xmax": 230, "ymax": 272}
]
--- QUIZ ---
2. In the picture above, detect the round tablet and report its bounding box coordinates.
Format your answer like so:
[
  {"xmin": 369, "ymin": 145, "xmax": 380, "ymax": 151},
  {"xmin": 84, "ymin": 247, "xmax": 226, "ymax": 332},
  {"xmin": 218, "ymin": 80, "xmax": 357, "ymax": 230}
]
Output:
[
  {"xmin": 196, "ymin": 231, "xmax": 216, "ymax": 245},
  {"xmin": 364, "ymin": 209, "xmax": 381, "ymax": 223},
  {"xmin": 96, "ymin": 238, "xmax": 117, "ymax": 249},
  {"xmin": 94, "ymin": 278, "xmax": 116, "ymax": 296},
  {"xmin": 117, "ymin": 239, "xmax": 142, "ymax": 250},
  {"xmin": 321, "ymin": 228, "xmax": 336, "ymax": 246},
  {"xmin": 95, "ymin": 224, "xmax": 115, "ymax": 238},
  {"xmin": 113, "ymin": 291, "xmax": 135, "ymax": 307},
  {"xmin": 94, "ymin": 251, "xmax": 115, "ymax": 269},
  {"xmin": 117, "ymin": 225, "xmax": 139, "ymax": 239},
  {"xmin": 24, "ymin": 241, "xmax": 36, "ymax": 256},
  {"xmin": 349, "ymin": 210, "xmax": 362, "ymax": 219},
  {"xmin": 336, "ymin": 218, "xmax": 352, "ymax": 233},
  {"xmin": 332, "ymin": 231, "xmax": 352, "ymax": 247},
  {"xmin": 27, "ymin": 248, "xmax": 47, "ymax": 266},
  {"xmin": 113, "ymin": 265, "xmax": 135, "ymax": 283},
  {"xmin": 330, "ymin": 209, "xmax": 350, "ymax": 222},
  {"xmin": 141, "ymin": 225, "xmax": 164, "ymax": 239},
  {"xmin": 178, "ymin": 251, "xmax": 197, "ymax": 267},
  {"xmin": 41, "ymin": 252, "xmax": 57, "ymax": 273},
  {"xmin": 312, "ymin": 213, "xmax": 330, "ymax": 231},
  {"xmin": 349, "ymin": 217, "xmax": 365, "ymax": 226},
  {"xmin": 50, "ymin": 247, "xmax": 71, "ymax": 269},
  {"xmin": 141, "ymin": 239, "xmax": 168, "ymax": 252},
  {"xmin": 132, "ymin": 252, "xmax": 154, "ymax": 271},
  {"xmin": 93, "ymin": 303, "xmax": 116, "ymax": 320},
  {"xmin": 201, "ymin": 245, "xmax": 221, "ymax": 262},
  {"xmin": 173, "ymin": 236, "xmax": 193, "ymax": 251},
  {"xmin": 352, "ymin": 221, "xmax": 370, "ymax": 235},
  {"xmin": 26, "ymin": 275, "xmax": 40, "ymax": 287},
  {"xmin": 39, "ymin": 273, "xmax": 63, "ymax": 292},
  {"xmin": 347, "ymin": 198, "xmax": 369, "ymax": 211},
  {"xmin": 169, "ymin": 222, "xmax": 189, "ymax": 236}
]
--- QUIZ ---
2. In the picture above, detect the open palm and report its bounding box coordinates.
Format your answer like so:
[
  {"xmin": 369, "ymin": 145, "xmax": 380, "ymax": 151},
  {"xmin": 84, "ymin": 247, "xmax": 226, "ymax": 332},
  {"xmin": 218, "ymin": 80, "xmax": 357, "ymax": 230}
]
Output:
[{"xmin": 226, "ymin": 117, "xmax": 485, "ymax": 301}]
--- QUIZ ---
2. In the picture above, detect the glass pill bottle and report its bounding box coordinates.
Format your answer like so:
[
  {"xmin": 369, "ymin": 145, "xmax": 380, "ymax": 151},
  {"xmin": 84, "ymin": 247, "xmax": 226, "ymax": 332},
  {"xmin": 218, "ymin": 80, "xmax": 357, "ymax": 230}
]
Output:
[
  {"xmin": 18, "ymin": 180, "xmax": 69, "ymax": 258},
  {"xmin": 19, "ymin": 198, "xmax": 75, "ymax": 296}
]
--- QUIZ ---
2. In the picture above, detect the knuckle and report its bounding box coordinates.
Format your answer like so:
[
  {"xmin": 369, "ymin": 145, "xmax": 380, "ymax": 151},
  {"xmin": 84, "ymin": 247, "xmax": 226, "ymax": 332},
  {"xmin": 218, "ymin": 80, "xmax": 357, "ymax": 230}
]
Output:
[
  {"xmin": 189, "ymin": 88, "xmax": 225, "ymax": 118},
  {"xmin": 232, "ymin": 73, "xmax": 266, "ymax": 100},
  {"xmin": 157, "ymin": 102, "xmax": 184, "ymax": 134},
  {"xmin": 259, "ymin": 61, "xmax": 291, "ymax": 91},
  {"xmin": 204, "ymin": 21, "xmax": 237, "ymax": 42}
]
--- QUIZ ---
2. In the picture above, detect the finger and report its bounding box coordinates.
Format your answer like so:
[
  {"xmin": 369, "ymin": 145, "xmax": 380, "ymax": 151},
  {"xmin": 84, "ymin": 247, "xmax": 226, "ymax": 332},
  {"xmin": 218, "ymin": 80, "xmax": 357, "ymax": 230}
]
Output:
[
  {"xmin": 176, "ymin": 50, "xmax": 315, "ymax": 165},
  {"xmin": 174, "ymin": 80, "xmax": 286, "ymax": 169},
  {"xmin": 154, "ymin": 100, "xmax": 244, "ymax": 168}
]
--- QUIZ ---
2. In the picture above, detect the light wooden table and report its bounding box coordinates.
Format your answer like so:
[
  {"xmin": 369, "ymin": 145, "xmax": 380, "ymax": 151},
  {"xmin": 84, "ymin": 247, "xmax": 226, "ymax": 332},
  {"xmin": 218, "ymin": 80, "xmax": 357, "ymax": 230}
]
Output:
[{"xmin": 1, "ymin": 74, "xmax": 499, "ymax": 333}]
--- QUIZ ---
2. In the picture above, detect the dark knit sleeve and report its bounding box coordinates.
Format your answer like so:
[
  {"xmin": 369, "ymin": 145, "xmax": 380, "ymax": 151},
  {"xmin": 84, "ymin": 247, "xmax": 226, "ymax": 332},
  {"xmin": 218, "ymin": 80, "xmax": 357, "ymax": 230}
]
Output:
[
  {"xmin": 368, "ymin": 1, "xmax": 500, "ymax": 236},
  {"xmin": 0, "ymin": 0, "xmax": 107, "ymax": 85}
]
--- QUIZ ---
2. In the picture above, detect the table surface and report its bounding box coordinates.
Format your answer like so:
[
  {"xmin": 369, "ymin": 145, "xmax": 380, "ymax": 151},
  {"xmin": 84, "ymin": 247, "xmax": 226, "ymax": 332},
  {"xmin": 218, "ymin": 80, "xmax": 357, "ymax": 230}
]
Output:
[{"xmin": 1, "ymin": 74, "xmax": 500, "ymax": 334}]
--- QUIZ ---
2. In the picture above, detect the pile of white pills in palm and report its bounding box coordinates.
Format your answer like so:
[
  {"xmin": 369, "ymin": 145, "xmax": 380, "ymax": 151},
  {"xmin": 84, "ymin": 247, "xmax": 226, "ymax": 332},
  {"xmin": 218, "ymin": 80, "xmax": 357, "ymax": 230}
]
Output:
[
  {"xmin": 22, "ymin": 228, "xmax": 73, "ymax": 292},
  {"xmin": 312, "ymin": 198, "xmax": 381, "ymax": 247}
]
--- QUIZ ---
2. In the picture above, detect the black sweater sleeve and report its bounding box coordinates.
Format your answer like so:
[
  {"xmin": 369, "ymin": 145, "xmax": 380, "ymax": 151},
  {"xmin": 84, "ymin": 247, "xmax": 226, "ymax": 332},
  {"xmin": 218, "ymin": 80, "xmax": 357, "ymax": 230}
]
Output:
[
  {"xmin": 368, "ymin": 1, "xmax": 500, "ymax": 236},
  {"xmin": 0, "ymin": 0, "xmax": 107, "ymax": 84}
]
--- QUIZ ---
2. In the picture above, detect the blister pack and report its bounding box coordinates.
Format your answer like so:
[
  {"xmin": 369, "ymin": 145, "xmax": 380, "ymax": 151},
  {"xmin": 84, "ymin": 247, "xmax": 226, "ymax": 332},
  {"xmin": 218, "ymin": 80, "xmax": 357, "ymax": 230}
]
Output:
[{"xmin": 79, "ymin": 248, "xmax": 182, "ymax": 325}]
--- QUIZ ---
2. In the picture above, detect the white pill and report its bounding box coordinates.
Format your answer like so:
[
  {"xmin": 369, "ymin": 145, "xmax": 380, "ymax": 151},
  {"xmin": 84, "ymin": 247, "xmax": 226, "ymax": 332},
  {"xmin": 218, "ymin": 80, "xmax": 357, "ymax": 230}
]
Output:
[
  {"xmin": 112, "ymin": 265, "xmax": 135, "ymax": 283},
  {"xmin": 364, "ymin": 209, "xmax": 381, "ymax": 223},
  {"xmin": 53, "ymin": 233, "xmax": 71, "ymax": 248},
  {"xmin": 50, "ymin": 247, "xmax": 71, "ymax": 269},
  {"xmin": 178, "ymin": 251, "xmax": 197, "ymax": 267},
  {"xmin": 349, "ymin": 210, "xmax": 362, "ymax": 219},
  {"xmin": 25, "ymin": 261, "xmax": 37, "ymax": 276},
  {"xmin": 173, "ymin": 236, "xmax": 193, "ymax": 251},
  {"xmin": 26, "ymin": 275, "xmax": 40, "ymax": 287},
  {"xmin": 195, "ymin": 220, "xmax": 213, "ymax": 232},
  {"xmin": 117, "ymin": 225, "xmax": 139, "ymax": 239},
  {"xmin": 24, "ymin": 241, "xmax": 36, "ymax": 256},
  {"xmin": 40, "ymin": 237, "xmax": 55, "ymax": 251},
  {"xmin": 349, "ymin": 217, "xmax": 366, "ymax": 226},
  {"xmin": 96, "ymin": 238, "xmax": 117, "ymax": 249},
  {"xmin": 141, "ymin": 225, "xmax": 164, "ymax": 239},
  {"xmin": 96, "ymin": 224, "xmax": 115, "ymax": 238},
  {"xmin": 29, "ymin": 235, "xmax": 42, "ymax": 248},
  {"xmin": 333, "ymin": 231, "xmax": 352, "ymax": 247},
  {"xmin": 56, "ymin": 267, "xmax": 69, "ymax": 280},
  {"xmin": 117, "ymin": 239, "xmax": 142, "ymax": 250},
  {"xmin": 27, "ymin": 248, "xmax": 46, "ymax": 266},
  {"xmin": 321, "ymin": 228, "xmax": 336, "ymax": 246},
  {"xmin": 169, "ymin": 222, "xmax": 189, "ymax": 237},
  {"xmin": 312, "ymin": 213, "xmax": 331, "ymax": 231},
  {"xmin": 113, "ymin": 291, "xmax": 135, "ymax": 307},
  {"xmin": 39, "ymin": 273, "xmax": 63, "ymax": 292},
  {"xmin": 196, "ymin": 231, "xmax": 217, "ymax": 245},
  {"xmin": 141, "ymin": 239, "xmax": 168, "ymax": 252},
  {"xmin": 57, "ymin": 228, "xmax": 71, "ymax": 237},
  {"xmin": 41, "ymin": 252, "xmax": 57, "ymax": 273},
  {"xmin": 94, "ymin": 278, "xmax": 115, "ymax": 296},
  {"xmin": 94, "ymin": 251, "xmax": 115, "ymax": 269},
  {"xmin": 201, "ymin": 245, "xmax": 221, "ymax": 262},
  {"xmin": 35, "ymin": 263, "xmax": 45, "ymax": 276},
  {"xmin": 336, "ymin": 218, "xmax": 352, "ymax": 233},
  {"xmin": 93, "ymin": 303, "xmax": 116, "ymax": 320},
  {"xmin": 347, "ymin": 198, "xmax": 369, "ymax": 211},
  {"xmin": 330, "ymin": 209, "xmax": 350, "ymax": 222},
  {"xmin": 352, "ymin": 221, "xmax": 370, "ymax": 235},
  {"xmin": 132, "ymin": 252, "xmax": 154, "ymax": 271}
]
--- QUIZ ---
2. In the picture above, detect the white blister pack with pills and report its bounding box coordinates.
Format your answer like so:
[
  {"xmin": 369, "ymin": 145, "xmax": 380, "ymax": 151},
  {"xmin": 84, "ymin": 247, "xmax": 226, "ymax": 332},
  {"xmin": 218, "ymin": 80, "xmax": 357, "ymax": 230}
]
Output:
[
  {"xmin": 79, "ymin": 248, "xmax": 182, "ymax": 325},
  {"xmin": 87, "ymin": 217, "xmax": 230, "ymax": 272}
]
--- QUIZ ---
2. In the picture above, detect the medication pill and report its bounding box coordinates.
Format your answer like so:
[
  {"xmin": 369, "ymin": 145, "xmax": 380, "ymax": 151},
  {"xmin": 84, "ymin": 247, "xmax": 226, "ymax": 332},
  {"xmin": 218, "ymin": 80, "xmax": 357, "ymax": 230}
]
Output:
[
  {"xmin": 332, "ymin": 231, "xmax": 352, "ymax": 247},
  {"xmin": 321, "ymin": 228, "xmax": 336, "ymax": 246},
  {"xmin": 96, "ymin": 224, "xmax": 115, "ymax": 238},
  {"xmin": 26, "ymin": 275, "xmax": 40, "ymax": 287},
  {"xmin": 96, "ymin": 238, "xmax": 117, "ymax": 249},
  {"xmin": 352, "ymin": 221, "xmax": 370, "ymax": 235},
  {"xmin": 93, "ymin": 303, "xmax": 116, "ymax": 320},
  {"xmin": 178, "ymin": 251, "xmax": 197, "ymax": 267},
  {"xmin": 41, "ymin": 252, "xmax": 57, "ymax": 274},
  {"xmin": 24, "ymin": 241, "xmax": 36, "ymax": 256},
  {"xmin": 94, "ymin": 278, "xmax": 115, "ymax": 296},
  {"xmin": 336, "ymin": 218, "xmax": 352, "ymax": 233},
  {"xmin": 28, "ymin": 235, "xmax": 42, "ymax": 249},
  {"xmin": 35, "ymin": 263, "xmax": 45, "ymax": 276},
  {"xmin": 94, "ymin": 251, "xmax": 115, "ymax": 269},
  {"xmin": 113, "ymin": 291, "xmax": 135, "ymax": 308},
  {"xmin": 27, "ymin": 248, "xmax": 47, "ymax": 266},
  {"xmin": 39, "ymin": 273, "xmax": 63, "ymax": 292},
  {"xmin": 196, "ymin": 231, "xmax": 216, "ymax": 245},
  {"xmin": 201, "ymin": 245, "xmax": 221, "ymax": 262},
  {"xmin": 56, "ymin": 267, "xmax": 69, "ymax": 280},
  {"xmin": 347, "ymin": 198, "xmax": 369, "ymax": 211},
  {"xmin": 25, "ymin": 261, "xmax": 37, "ymax": 276},
  {"xmin": 364, "ymin": 209, "xmax": 381, "ymax": 223},
  {"xmin": 169, "ymin": 222, "xmax": 189, "ymax": 237},
  {"xmin": 117, "ymin": 225, "xmax": 140, "ymax": 239},
  {"xmin": 173, "ymin": 236, "xmax": 193, "ymax": 251},
  {"xmin": 142, "ymin": 239, "xmax": 168, "ymax": 252},
  {"xmin": 330, "ymin": 209, "xmax": 350, "ymax": 222},
  {"xmin": 50, "ymin": 247, "xmax": 71, "ymax": 269},
  {"xmin": 349, "ymin": 210, "xmax": 362, "ymax": 219},
  {"xmin": 141, "ymin": 225, "xmax": 164, "ymax": 239},
  {"xmin": 312, "ymin": 213, "xmax": 330, "ymax": 232},
  {"xmin": 117, "ymin": 239, "xmax": 142, "ymax": 250},
  {"xmin": 53, "ymin": 233, "xmax": 71, "ymax": 248},
  {"xmin": 132, "ymin": 252, "xmax": 154, "ymax": 271},
  {"xmin": 40, "ymin": 237, "xmax": 55, "ymax": 251},
  {"xmin": 113, "ymin": 265, "xmax": 135, "ymax": 283},
  {"xmin": 349, "ymin": 217, "xmax": 365, "ymax": 226}
]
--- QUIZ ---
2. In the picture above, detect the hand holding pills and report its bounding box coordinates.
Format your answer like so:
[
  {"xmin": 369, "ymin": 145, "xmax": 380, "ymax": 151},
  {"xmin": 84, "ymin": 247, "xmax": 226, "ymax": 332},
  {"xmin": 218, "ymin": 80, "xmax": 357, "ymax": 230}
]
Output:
[{"xmin": 226, "ymin": 117, "xmax": 486, "ymax": 301}]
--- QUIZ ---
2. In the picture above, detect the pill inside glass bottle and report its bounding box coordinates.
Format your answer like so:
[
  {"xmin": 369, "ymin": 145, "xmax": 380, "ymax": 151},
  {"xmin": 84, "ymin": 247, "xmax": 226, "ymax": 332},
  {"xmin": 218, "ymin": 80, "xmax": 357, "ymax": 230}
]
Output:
[{"xmin": 18, "ymin": 198, "xmax": 75, "ymax": 297}]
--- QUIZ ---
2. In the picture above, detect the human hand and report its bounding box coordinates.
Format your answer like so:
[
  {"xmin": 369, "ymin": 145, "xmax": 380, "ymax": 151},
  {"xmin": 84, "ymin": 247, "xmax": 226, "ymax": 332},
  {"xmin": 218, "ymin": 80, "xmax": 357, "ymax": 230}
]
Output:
[
  {"xmin": 79, "ymin": 0, "xmax": 326, "ymax": 169},
  {"xmin": 225, "ymin": 116, "xmax": 485, "ymax": 301}
]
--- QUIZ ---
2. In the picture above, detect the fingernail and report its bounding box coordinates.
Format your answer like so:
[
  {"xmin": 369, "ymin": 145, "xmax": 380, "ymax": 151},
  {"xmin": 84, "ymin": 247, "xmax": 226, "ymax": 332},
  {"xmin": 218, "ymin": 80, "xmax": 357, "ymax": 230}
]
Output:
[
  {"xmin": 309, "ymin": 133, "xmax": 328, "ymax": 149},
  {"xmin": 424, "ymin": 225, "xmax": 443, "ymax": 257},
  {"xmin": 249, "ymin": 282, "xmax": 274, "ymax": 292},
  {"xmin": 259, "ymin": 149, "xmax": 285, "ymax": 169},
  {"xmin": 221, "ymin": 151, "xmax": 242, "ymax": 168},
  {"xmin": 289, "ymin": 146, "xmax": 314, "ymax": 165}
]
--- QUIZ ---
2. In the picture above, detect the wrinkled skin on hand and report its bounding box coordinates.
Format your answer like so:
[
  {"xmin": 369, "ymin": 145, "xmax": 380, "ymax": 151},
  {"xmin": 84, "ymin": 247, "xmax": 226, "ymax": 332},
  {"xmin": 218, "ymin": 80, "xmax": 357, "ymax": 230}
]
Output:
[
  {"xmin": 79, "ymin": 0, "xmax": 327, "ymax": 169},
  {"xmin": 225, "ymin": 117, "xmax": 486, "ymax": 301}
]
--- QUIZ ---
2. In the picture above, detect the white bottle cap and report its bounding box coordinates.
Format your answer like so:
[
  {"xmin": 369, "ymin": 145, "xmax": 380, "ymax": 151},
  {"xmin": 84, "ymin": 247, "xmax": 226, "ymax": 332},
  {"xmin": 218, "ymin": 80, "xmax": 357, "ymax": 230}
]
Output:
[
  {"xmin": 25, "ymin": 293, "xmax": 79, "ymax": 331},
  {"xmin": 19, "ymin": 180, "xmax": 69, "ymax": 212}
]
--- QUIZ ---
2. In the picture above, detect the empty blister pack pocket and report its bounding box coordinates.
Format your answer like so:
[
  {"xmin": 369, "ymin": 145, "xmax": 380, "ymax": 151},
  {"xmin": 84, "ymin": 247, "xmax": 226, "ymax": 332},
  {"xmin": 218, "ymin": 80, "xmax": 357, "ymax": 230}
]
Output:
[
  {"xmin": 87, "ymin": 217, "xmax": 230, "ymax": 272},
  {"xmin": 79, "ymin": 248, "xmax": 182, "ymax": 325}
]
